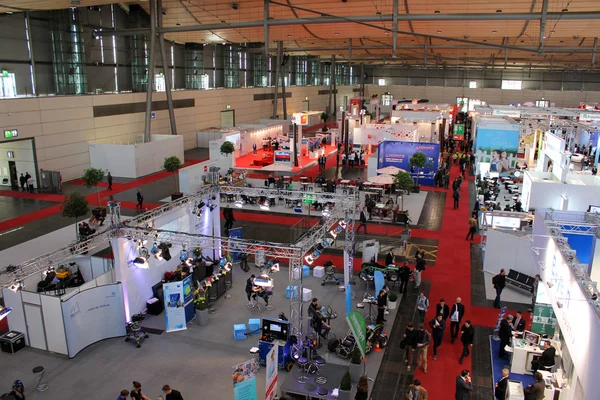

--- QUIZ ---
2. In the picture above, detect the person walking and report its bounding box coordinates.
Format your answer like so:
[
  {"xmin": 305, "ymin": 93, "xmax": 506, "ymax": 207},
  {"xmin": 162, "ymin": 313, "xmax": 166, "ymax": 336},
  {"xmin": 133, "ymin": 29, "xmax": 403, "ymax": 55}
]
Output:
[
  {"xmin": 416, "ymin": 292, "xmax": 429, "ymax": 323},
  {"xmin": 458, "ymin": 320, "xmax": 474, "ymax": 364},
  {"xmin": 24, "ymin": 172, "xmax": 32, "ymax": 193},
  {"xmin": 450, "ymin": 297, "xmax": 466, "ymax": 343},
  {"xmin": 253, "ymin": 142, "xmax": 257, "ymax": 155},
  {"xmin": 453, "ymin": 187, "xmax": 460, "ymax": 209},
  {"xmin": 527, "ymin": 274, "xmax": 541, "ymax": 312},
  {"xmin": 398, "ymin": 261, "xmax": 412, "ymax": 294},
  {"xmin": 414, "ymin": 252, "xmax": 426, "ymax": 288},
  {"xmin": 355, "ymin": 375, "xmax": 369, "ymax": 400},
  {"xmin": 415, "ymin": 324, "xmax": 430, "ymax": 374},
  {"xmin": 376, "ymin": 289, "xmax": 387, "ymax": 324},
  {"xmin": 356, "ymin": 207, "xmax": 368, "ymax": 234},
  {"xmin": 107, "ymin": 171, "xmax": 113, "ymax": 190},
  {"xmin": 466, "ymin": 213, "xmax": 477, "ymax": 240},
  {"xmin": 406, "ymin": 379, "xmax": 428, "ymax": 400},
  {"xmin": 455, "ymin": 370, "xmax": 473, "ymax": 400},
  {"xmin": 19, "ymin": 173, "xmax": 25, "ymax": 191},
  {"xmin": 403, "ymin": 322, "xmax": 418, "ymax": 371},
  {"xmin": 429, "ymin": 314, "xmax": 446, "ymax": 360},
  {"xmin": 498, "ymin": 315, "xmax": 513, "ymax": 359},
  {"xmin": 136, "ymin": 189, "xmax": 144, "ymax": 210},
  {"xmin": 493, "ymin": 269, "xmax": 507, "ymax": 308},
  {"xmin": 385, "ymin": 248, "xmax": 395, "ymax": 266},
  {"xmin": 341, "ymin": 152, "xmax": 347, "ymax": 167},
  {"xmin": 495, "ymin": 368, "xmax": 510, "ymax": 400},
  {"xmin": 435, "ymin": 299, "xmax": 450, "ymax": 322}
]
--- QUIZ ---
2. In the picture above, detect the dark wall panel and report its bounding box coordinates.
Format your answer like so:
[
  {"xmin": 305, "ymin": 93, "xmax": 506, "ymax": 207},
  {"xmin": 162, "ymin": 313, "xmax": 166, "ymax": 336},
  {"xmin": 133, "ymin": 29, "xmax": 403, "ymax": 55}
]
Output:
[{"xmin": 93, "ymin": 98, "xmax": 195, "ymax": 117}]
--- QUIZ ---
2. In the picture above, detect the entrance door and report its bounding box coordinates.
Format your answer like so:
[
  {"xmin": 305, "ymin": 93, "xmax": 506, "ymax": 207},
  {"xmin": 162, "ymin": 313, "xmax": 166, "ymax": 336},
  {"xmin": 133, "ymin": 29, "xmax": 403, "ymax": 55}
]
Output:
[
  {"xmin": 8, "ymin": 160, "xmax": 18, "ymax": 190},
  {"xmin": 24, "ymin": 304, "xmax": 47, "ymax": 350}
]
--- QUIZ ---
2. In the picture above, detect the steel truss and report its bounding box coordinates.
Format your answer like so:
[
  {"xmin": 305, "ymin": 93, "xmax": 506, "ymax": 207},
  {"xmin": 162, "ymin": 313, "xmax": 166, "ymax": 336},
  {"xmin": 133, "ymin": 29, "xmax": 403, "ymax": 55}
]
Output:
[{"xmin": 1, "ymin": 184, "xmax": 358, "ymax": 339}]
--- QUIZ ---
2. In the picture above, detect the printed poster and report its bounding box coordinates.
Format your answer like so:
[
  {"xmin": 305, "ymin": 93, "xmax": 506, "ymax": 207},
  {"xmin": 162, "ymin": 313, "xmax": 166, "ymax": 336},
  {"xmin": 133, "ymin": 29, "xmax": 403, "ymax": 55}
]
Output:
[
  {"xmin": 233, "ymin": 359, "xmax": 258, "ymax": 400},
  {"xmin": 163, "ymin": 282, "xmax": 186, "ymax": 333},
  {"xmin": 265, "ymin": 344, "xmax": 278, "ymax": 400},
  {"xmin": 377, "ymin": 141, "xmax": 440, "ymax": 186}
]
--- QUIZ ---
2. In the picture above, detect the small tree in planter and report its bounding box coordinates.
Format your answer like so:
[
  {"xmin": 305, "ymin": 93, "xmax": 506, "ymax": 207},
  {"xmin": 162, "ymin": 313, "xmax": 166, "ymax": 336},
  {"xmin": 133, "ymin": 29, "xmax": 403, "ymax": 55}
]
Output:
[
  {"xmin": 393, "ymin": 171, "xmax": 414, "ymax": 211},
  {"xmin": 82, "ymin": 168, "xmax": 104, "ymax": 209},
  {"xmin": 388, "ymin": 292, "xmax": 398, "ymax": 310},
  {"xmin": 409, "ymin": 151, "xmax": 427, "ymax": 193},
  {"xmin": 220, "ymin": 141, "xmax": 235, "ymax": 156},
  {"xmin": 163, "ymin": 156, "xmax": 182, "ymax": 201},
  {"xmin": 349, "ymin": 347, "xmax": 362, "ymax": 383},
  {"xmin": 194, "ymin": 287, "xmax": 209, "ymax": 326},
  {"xmin": 61, "ymin": 192, "xmax": 90, "ymax": 238},
  {"xmin": 338, "ymin": 370, "xmax": 353, "ymax": 400}
]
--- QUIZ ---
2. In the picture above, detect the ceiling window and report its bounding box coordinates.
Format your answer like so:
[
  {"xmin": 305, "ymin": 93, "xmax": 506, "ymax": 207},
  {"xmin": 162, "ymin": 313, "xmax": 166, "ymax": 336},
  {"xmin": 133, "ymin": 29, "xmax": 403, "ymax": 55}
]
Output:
[
  {"xmin": 501, "ymin": 80, "xmax": 522, "ymax": 90},
  {"xmin": 469, "ymin": 81, "xmax": 477, "ymax": 89},
  {"xmin": 0, "ymin": 72, "xmax": 17, "ymax": 98},
  {"xmin": 378, "ymin": 78, "xmax": 386, "ymax": 86}
]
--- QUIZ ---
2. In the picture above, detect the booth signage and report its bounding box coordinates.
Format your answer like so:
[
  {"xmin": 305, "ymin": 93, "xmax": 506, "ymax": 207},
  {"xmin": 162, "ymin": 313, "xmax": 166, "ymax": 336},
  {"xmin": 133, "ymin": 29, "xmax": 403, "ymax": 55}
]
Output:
[
  {"xmin": 163, "ymin": 282, "xmax": 187, "ymax": 332},
  {"xmin": 265, "ymin": 344, "xmax": 278, "ymax": 400},
  {"xmin": 232, "ymin": 359, "xmax": 258, "ymax": 400},
  {"xmin": 531, "ymin": 303, "xmax": 557, "ymax": 336},
  {"xmin": 362, "ymin": 240, "xmax": 380, "ymax": 264},
  {"xmin": 377, "ymin": 141, "xmax": 440, "ymax": 186},
  {"xmin": 580, "ymin": 112, "xmax": 600, "ymax": 121},
  {"xmin": 346, "ymin": 311, "xmax": 368, "ymax": 358},
  {"xmin": 292, "ymin": 113, "xmax": 309, "ymax": 126},
  {"xmin": 474, "ymin": 124, "xmax": 520, "ymax": 175},
  {"xmin": 228, "ymin": 227, "xmax": 243, "ymax": 260},
  {"xmin": 492, "ymin": 109, "xmax": 521, "ymax": 118},
  {"xmin": 1, "ymin": 70, "xmax": 8, "ymax": 77},
  {"xmin": 453, "ymin": 124, "xmax": 465, "ymax": 140}
]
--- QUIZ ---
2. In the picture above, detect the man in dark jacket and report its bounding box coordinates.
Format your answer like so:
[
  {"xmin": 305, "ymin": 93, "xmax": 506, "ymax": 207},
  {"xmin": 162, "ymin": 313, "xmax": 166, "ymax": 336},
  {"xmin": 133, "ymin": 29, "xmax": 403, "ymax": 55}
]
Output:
[
  {"xmin": 415, "ymin": 323, "xmax": 431, "ymax": 374},
  {"xmin": 435, "ymin": 299, "xmax": 450, "ymax": 322},
  {"xmin": 493, "ymin": 269, "xmax": 507, "ymax": 308},
  {"xmin": 429, "ymin": 314, "xmax": 446, "ymax": 360},
  {"xmin": 495, "ymin": 368, "xmax": 510, "ymax": 400},
  {"xmin": 385, "ymin": 248, "xmax": 395, "ymax": 266},
  {"xmin": 498, "ymin": 315, "xmax": 513, "ymax": 358},
  {"xmin": 19, "ymin": 173, "xmax": 25, "ymax": 191},
  {"xmin": 455, "ymin": 370, "xmax": 472, "ymax": 400},
  {"xmin": 136, "ymin": 189, "xmax": 144, "ymax": 210},
  {"xmin": 453, "ymin": 188, "xmax": 460, "ymax": 209},
  {"xmin": 523, "ymin": 372, "xmax": 545, "ymax": 400},
  {"xmin": 532, "ymin": 341, "xmax": 556, "ymax": 372},
  {"xmin": 107, "ymin": 171, "xmax": 113, "ymax": 190},
  {"xmin": 403, "ymin": 322, "xmax": 418, "ymax": 371},
  {"xmin": 398, "ymin": 261, "xmax": 412, "ymax": 294},
  {"xmin": 459, "ymin": 320, "xmax": 474, "ymax": 364},
  {"xmin": 356, "ymin": 207, "xmax": 368, "ymax": 234},
  {"xmin": 450, "ymin": 297, "xmax": 466, "ymax": 343}
]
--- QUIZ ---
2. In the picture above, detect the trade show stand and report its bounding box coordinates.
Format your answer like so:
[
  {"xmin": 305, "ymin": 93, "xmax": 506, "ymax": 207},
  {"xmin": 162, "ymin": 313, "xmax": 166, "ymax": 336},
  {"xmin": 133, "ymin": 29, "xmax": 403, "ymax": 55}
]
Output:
[
  {"xmin": 280, "ymin": 362, "xmax": 348, "ymax": 400},
  {"xmin": 522, "ymin": 170, "xmax": 600, "ymax": 212},
  {"xmin": 509, "ymin": 337, "xmax": 561, "ymax": 375},
  {"xmin": 89, "ymin": 134, "xmax": 184, "ymax": 178}
]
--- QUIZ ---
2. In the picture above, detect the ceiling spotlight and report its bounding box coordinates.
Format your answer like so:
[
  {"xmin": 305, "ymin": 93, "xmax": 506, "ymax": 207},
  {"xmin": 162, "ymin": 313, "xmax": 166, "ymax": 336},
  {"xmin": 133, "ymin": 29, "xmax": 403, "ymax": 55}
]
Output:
[
  {"xmin": 434, "ymin": 10, "xmax": 440, "ymax": 13},
  {"xmin": 198, "ymin": 201, "xmax": 206, "ymax": 209},
  {"xmin": 9, "ymin": 281, "xmax": 23, "ymax": 292},
  {"xmin": 322, "ymin": 238, "xmax": 334, "ymax": 248},
  {"xmin": 496, "ymin": 9, "xmax": 502, "ymax": 12},
  {"xmin": 329, "ymin": 229, "xmax": 339, "ymax": 239},
  {"xmin": 231, "ymin": 3, "xmax": 239, "ymax": 10},
  {"xmin": 334, "ymin": 33, "xmax": 339, "ymax": 36},
  {"xmin": 322, "ymin": 207, "xmax": 331, "ymax": 217},
  {"xmin": 132, "ymin": 257, "xmax": 148, "ymax": 268},
  {"xmin": 305, "ymin": 254, "xmax": 315, "ymax": 265},
  {"xmin": 437, "ymin": 30, "xmax": 442, "ymax": 34},
  {"xmin": 209, "ymin": 204, "xmax": 217, "ymax": 212},
  {"xmin": 492, "ymin": 30, "xmax": 497, "ymax": 33},
  {"xmin": 270, "ymin": 259, "xmax": 280, "ymax": 272},
  {"xmin": 139, "ymin": 246, "xmax": 149, "ymax": 260},
  {"xmin": 562, "ymin": 8, "xmax": 568, "ymax": 12},
  {"xmin": 235, "ymin": 200, "xmax": 244, "ymax": 208}
]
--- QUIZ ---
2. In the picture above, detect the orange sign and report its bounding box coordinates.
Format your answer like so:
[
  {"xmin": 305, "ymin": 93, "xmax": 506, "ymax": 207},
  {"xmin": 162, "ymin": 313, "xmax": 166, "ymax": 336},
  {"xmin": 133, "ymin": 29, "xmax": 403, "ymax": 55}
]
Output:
[{"xmin": 300, "ymin": 114, "xmax": 308, "ymax": 125}]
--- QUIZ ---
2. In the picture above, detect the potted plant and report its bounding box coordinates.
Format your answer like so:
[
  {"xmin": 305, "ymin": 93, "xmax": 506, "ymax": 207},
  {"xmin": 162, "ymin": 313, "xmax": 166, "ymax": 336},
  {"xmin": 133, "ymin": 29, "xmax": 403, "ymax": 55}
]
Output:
[
  {"xmin": 409, "ymin": 151, "xmax": 427, "ymax": 193},
  {"xmin": 61, "ymin": 192, "xmax": 90, "ymax": 238},
  {"xmin": 393, "ymin": 171, "xmax": 414, "ymax": 211},
  {"xmin": 220, "ymin": 141, "xmax": 235, "ymax": 156},
  {"xmin": 163, "ymin": 156, "xmax": 183, "ymax": 201},
  {"xmin": 388, "ymin": 292, "xmax": 398, "ymax": 310},
  {"xmin": 82, "ymin": 167, "xmax": 105, "ymax": 214},
  {"xmin": 194, "ymin": 288, "xmax": 208, "ymax": 326},
  {"xmin": 320, "ymin": 112, "xmax": 329, "ymax": 123},
  {"xmin": 193, "ymin": 247, "xmax": 202, "ymax": 259},
  {"xmin": 349, "ymin": 347, "xmax": 362, "ymax": 383},
  {"xmin": 338, "ymin": 370, "xmax": 352, "ymax": 400}
]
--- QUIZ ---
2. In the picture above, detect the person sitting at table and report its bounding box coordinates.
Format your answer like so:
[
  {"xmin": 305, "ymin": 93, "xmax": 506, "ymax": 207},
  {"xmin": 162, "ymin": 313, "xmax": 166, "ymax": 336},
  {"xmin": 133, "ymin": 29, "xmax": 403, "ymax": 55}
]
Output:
[
  {"xmin": 386, "ymin": 198, "xmax": 394, "ymax": 207},
  {"xmin": 311, "ymin": 310, "xmax": 331, "ymax": 343},
  {"xmin": 257, "ymin": 286, "xmax": 273, "ymax": 307},
  {"xmin": 532, "ymin": 341, "xmax": 556, "ymax": 372},
  {"xmin": 514, "ymin": 200, "xmax": 523, "ymax": 212},
  {"xmin": 504, "ymin": 204, "xmax": 512, "ymax": 211}
]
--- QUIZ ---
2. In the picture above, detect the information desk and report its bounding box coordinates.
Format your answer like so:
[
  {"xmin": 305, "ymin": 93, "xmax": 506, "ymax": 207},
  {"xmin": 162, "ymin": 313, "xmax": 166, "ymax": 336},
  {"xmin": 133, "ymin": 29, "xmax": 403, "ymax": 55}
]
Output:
[{"xmin": 510, "ymin": 338, "xmax": 561, "ymax": 375}]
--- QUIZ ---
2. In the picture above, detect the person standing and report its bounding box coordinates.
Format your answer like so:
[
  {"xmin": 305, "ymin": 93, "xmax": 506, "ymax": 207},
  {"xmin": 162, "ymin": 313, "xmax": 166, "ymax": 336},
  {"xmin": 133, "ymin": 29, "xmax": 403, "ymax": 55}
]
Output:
[
  {"xmin": 405, "ymin": 379, "xmax": 428, "ymax": 400},
  {"xmin": 136, "ymin": 189, "xmax": 144, "ymax": 210},
  {"xmin": 336, "ymin": 151, "xmax": 340, "ymax": 168},
  {"xmin": 253, "ymin": 142, "xmax": 257, "ymax": 155},
  {"xmin": 19, "ymin": 173, "xmax": 25, "ymax": 191},
  {"xmin": 161, "ymin": 385, "xmax": 184, "ymax": 400},
  {"xmin": 24, "ymin": 172, "xmax": 32, "ymax": 193},
  {"xmin": 453, "ymin": 188, "xmax": 461, "ymax": 209},
  {"xmin": 130, "ymin": 381, "xmax": 151, "ymax": 400},
  {"xmin": 399, "ymin": 261, "xmax": 412, "ymax": 294},
  {"xmin": 414, "ymin": 252, "xmax": 426, "ymax": 288},
  {"xmin": 458, "ymin": 320, "xmax": 474, "ymax": 364},
  {"xmin": 498, "ymin": 315, "xmax": 513, "ymax": 359},
  {"xmin": 493, "ymin": 269, "xmax": 507, "ymax": 308},
  {"xmin": 436, "ymin": 299, "xmax": 450, "ymax": 322},
  {"xmin": 512, "ymin": 311, "xmax": 526, "ymax": 332},
  {"xmin": 429, "ymin": 314, "xmax": 446, "ymax": 360},
  {"xmin": 355, "ymin": 375, "xmax": 369, "ymax": 400},
  {"xmin": 403, "ymin": 322, "xmax": 418, "ymax": 371},
  {"xmin": 523, "ymin": 372, "xmax": 545, "ymax": 400},
  {"xmin": 455, "ymin": 370, "xmax": 473, "ymax": 400},
  {"xmin": 495, "ymin": 369, "xmax": 510, "ymax": 400},
  {"xmin": 356, "ymin": 207, "xmax": 368, "ymax": 234},
  {"xmin": 385, "ymin": 248, "xmax": 395, "ymax": 266},
  {"xmin": 341, "ymin": 152, "xmax": 347, "ymax": 167},
  {"xmin": 416, "ymin": 292, "xmax": 429, "ymax": 323},
  {"xmin": 107, "ymin": 171, "xmax": 113, "ymax": 190},
  {"xmin": 415, "ymin": 324, "xmax": 430, "ymax": 374},
  {"xmin": 466, "ymin": 213, "xmax": 477, "ymax": 240},
  {"xmin": 450, "ymin": 297, "xmax": 466, "ymax": 343},
  {"xmin": 527, "ymin": 274, "xmax": 541, "ymax": 312},
  {"xmin": 376, "ymin": 289, "xmax": 387, "ymax": 324}
]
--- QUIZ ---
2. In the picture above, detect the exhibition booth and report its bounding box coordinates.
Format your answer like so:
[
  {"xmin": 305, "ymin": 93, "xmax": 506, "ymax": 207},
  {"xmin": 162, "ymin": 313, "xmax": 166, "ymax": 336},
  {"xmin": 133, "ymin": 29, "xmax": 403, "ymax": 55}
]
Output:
[
  {"xmin": 89, "ymin": 134, "xmax": 184, "ymax": 179},
  {"xmin": 375, "ymin": 140, "xmax": 440, "ymax": 186},
  {"xmin": 390, "ymin": 109, "xmax": 449, "ymax": 142}
]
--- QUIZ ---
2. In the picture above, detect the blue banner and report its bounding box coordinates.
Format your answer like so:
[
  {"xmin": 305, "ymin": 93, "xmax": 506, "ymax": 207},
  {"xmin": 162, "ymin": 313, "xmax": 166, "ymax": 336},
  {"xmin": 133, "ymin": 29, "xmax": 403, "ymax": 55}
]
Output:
[
  {"xmin": 374, "ymin": 270, "xmax": 385, "ymax": 296},
  {"xmin": 163, "ymin": 282, "xmax": 186, "ymax": 333},
  {"xmin": 229, "ymin": 227, "xmax": 243, "ymax": 261},
  {"xmin": 474, "ymin": 123, "xmax": 520, "ymax": 175},
  {"xmin": 346, "ymin": 283, "xmax": 353, "ymax": 317},
  {"xmin": 183, "ymin": 275, "xmax": 195, "ymax": 324},
  {"xmin": 377, "ymin": 141, "xmax": 440, "ymax": 186}
]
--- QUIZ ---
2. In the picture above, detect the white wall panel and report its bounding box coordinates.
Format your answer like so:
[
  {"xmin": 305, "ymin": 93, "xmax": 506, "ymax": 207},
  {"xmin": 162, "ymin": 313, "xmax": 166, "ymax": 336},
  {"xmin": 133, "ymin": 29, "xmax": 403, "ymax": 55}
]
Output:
[
  {"xmin": 2, "ymin": 288, "xmax": 28, "ymax": 345},
  {"xmin": 40, "ymin": 294, "xmax": 67, "ymax": 355}
]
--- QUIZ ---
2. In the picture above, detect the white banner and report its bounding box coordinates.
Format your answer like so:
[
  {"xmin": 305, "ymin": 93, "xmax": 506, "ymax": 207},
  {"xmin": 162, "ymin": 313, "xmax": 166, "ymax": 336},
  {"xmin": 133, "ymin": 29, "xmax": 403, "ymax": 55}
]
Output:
[
  {"xmin": 362, "ymin": 239, "xmax": 380, "ymax": 264},
  {"xmin": 61, "ymin": 284, "xmax": 126, "ymax": 358},
  {"xmin": 265, "ymin": 344, "xmax": 278, "ymax": 400},
  {"xmin": 163, "ymin": 282, "xmax": 187, "ymax": 333}
]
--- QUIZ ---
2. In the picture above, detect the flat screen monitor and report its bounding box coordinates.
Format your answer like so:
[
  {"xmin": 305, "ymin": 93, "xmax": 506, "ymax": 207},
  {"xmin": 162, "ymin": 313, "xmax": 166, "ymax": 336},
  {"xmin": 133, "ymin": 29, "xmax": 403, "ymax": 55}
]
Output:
[
  {"xmin": 524, "ymin": 330, "xmax": 541, "ymax": 346},
  {"xmin": 270, "ymin": 324, "xmax": 282, "ymax": 333},
  {"xmin": 589, "ymin": 205, "xmax": 600, "ymax": 213}
]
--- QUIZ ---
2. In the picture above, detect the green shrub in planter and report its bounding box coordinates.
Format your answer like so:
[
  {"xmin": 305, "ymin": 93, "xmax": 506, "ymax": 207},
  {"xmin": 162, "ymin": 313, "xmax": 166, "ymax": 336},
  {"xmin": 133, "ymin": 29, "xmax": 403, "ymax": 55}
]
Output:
[
  {"xmin": 388, "ymin": 292, "xmax": 398, "ymax": 302},
  {"xmin": 220, "ymin": 141, "xmax": 235, "ymax": 156},
  {"xmin": 350, "ymin": 347, "xmax": 362, "ymax": 365},
  {"xmin": 340, "ymin": 370, "xmax": 352, "ymax": 391}
]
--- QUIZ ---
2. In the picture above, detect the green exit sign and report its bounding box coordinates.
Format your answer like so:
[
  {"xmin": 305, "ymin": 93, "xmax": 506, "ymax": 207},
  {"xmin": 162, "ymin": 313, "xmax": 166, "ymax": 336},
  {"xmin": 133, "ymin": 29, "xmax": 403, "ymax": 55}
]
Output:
[
  {"xmin": 1, "ymin": 70, "xmax": 8, "ymax": 77},
  {"xmin": 4, "ymin": 129, "xmax": 18, "ymax": 138}
]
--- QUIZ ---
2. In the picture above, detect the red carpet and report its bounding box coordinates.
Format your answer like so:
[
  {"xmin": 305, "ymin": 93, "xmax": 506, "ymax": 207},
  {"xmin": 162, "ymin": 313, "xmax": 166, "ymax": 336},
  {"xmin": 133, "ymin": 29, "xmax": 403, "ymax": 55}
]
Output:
[
  {"xmin": 235, "ymin": 144, "xmax": 339, "ymax": 173},
  {"xmin": 0, "ymin": 190, "xmax": 66, "ymax": 202}
]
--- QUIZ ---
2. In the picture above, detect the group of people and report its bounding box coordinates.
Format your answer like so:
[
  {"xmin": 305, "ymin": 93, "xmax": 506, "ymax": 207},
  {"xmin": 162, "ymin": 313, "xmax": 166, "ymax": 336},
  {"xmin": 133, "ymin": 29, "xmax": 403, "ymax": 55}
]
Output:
[
  {"xmin": 340, "ymin": 149, "xmax": 366, "ymax": 168},
  {"xmin": 18, "ymin": 172, "xmax": 34, "ymax": 193},
  {"xmin": 317, "ymin": 154, "xmax": 328, "ymax": 171},
  {"xmin": 117, "ymin": 383, "xmax": 183, "ymax": 400},
  {"xmin": 244, "ymin": 274, "xmax": 273, "ymax": 307}
]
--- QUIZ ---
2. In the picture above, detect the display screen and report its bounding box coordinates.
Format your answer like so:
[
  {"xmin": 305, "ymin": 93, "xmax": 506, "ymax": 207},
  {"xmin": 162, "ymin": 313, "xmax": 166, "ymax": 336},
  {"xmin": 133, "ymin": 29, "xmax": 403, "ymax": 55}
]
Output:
[
  {"xmin": 589, "ymin": 205, "xmax": 600, "ymax": 213},
  {"xmin": 524, "ymin": 330, "xmax": 541, "ymax": 345},
  {"xmin": 491, "ymin": 216, "xmax": 522, "ymax": 229},
  {"xmin": 270, "ymin": 324, "xmax": 282, "ymax": 333}
]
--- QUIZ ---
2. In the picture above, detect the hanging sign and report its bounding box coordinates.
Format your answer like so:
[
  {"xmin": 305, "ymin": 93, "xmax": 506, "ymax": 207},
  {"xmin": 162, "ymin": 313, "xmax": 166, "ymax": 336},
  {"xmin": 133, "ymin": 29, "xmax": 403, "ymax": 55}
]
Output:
[{"xmin": 531, "ymin": 304, "xmax": 557, "ymax": 336}]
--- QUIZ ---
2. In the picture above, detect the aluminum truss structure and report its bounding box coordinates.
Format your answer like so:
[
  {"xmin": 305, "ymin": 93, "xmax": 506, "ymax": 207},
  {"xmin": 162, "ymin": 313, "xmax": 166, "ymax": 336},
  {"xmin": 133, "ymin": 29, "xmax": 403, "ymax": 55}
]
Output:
[{"xmin": 1, "ymin": 184, "xmax": 359, "ymax": 339}]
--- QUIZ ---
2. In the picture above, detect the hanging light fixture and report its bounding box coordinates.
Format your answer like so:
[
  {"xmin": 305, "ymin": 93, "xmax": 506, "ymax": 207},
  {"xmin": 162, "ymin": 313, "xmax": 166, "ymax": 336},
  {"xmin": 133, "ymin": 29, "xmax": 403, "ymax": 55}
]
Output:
[
  {"xmin": 9, "ymin": 281, "xmax": 23, "ymax": 292},
  {"xmin": 235, "ymin": 200, "xmax": 244, "ymax": 208},
  {"xmin": 180, "ymin": 245, "xmax": 188, "ymax": 262},
  {"xmin": 322, "ymin": 207, "xmax": 330, "ymax": 217}
]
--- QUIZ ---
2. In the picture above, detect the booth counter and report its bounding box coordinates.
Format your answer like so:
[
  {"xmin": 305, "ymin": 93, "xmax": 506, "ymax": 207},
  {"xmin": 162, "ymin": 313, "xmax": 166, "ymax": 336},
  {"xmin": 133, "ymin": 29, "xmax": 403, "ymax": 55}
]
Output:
[
  {"xmin": 509, "ymin": 338, "xmax": 561, "ymax": 375},
  {"xmin": 90, "ymin": 134, "xmax": 184, "ymax": 179}
]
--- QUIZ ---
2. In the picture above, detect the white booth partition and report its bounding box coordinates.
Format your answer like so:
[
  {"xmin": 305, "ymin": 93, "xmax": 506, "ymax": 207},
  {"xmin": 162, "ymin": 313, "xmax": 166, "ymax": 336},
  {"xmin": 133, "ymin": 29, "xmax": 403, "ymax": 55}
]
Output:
[
  {"xmin": 522, "ymin": 170, "xmax": 600, "ymax": 212},
  {"xmin": 483, "ymin": 229, "xmax": 536, "ymax": 276},
  {"xmin": 197, "ymin": 128, "xmax": 239, "ymax": 148},
  {"xmin": 90, "ymin": 134, "xmax": 184, "ymax": 178},
  {"xmin": 179, "ymin": 159, "xmax": 219, "ymax": 194},
  {"xmin": 353, "ymin": 123, "xmax": 418, "ymax": 145},
  {"xmin": 537, "ymin": 132, "xmax": 568, "ymax": 182}
]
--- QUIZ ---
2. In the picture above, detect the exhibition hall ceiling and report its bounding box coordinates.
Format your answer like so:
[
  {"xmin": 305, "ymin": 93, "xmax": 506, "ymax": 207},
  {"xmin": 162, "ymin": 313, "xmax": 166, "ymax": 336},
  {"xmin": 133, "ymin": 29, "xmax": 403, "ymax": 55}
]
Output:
[{"xmin": 1, "ymin": 0, "xmax": 600, "ymax": 70}]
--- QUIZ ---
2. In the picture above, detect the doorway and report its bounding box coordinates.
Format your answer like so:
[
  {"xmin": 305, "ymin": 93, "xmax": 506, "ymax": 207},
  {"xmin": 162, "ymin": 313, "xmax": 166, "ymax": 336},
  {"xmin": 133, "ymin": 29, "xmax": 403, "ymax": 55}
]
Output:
[
  {"xmin": 8, "ymin": 160, "xmax": 18, "ymax": 189},
  {"xmin": 220, "ymin": 110, "xmax": 235, "ymax": 128}
]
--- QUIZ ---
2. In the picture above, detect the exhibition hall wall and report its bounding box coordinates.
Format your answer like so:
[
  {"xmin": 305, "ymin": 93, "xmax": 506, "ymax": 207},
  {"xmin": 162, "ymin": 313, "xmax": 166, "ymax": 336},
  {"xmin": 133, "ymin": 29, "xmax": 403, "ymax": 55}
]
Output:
[
  {"xmin": 0, "ymin": 86, "xmax": 354, "ymax": 181},
  {"xmin": 0, "ymin": 139, "xmax": 38, "ymax": 188}
]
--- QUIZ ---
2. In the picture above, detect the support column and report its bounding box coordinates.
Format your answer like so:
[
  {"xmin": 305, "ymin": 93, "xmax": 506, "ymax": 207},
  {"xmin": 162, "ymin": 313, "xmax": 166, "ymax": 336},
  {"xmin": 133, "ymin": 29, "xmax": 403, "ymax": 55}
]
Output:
[
  {"xmin": 392, "ymin": 0, "xmax": 398, "ymax": 57},
  {"xmin": 332, "ymin": 55, "xmax": 337, "ymax": 119},
  {"xmin": 360, "ymin": 63, "xmax": 365, "ymax": 100},
  {"xmin": 272, "ymin": 41, "xmax": 281, "ymax": 119},
  {"xmin": 157, "ymin": 0, "xmax": 177, "ymax": 136},
  {"xmin": 281, "ymin": 55, "xmax": 287, "ymax": 120},
  {"xmin": 264, "ymin": 0, "xmax": 269, "ymax": 63},
  {"xmin": 144, "ymin": 0, "xmax": 157, "ymax": 143},
  {"xmin": 25, "ymin": 12, "xmax": 37, "ymax": 96}
]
